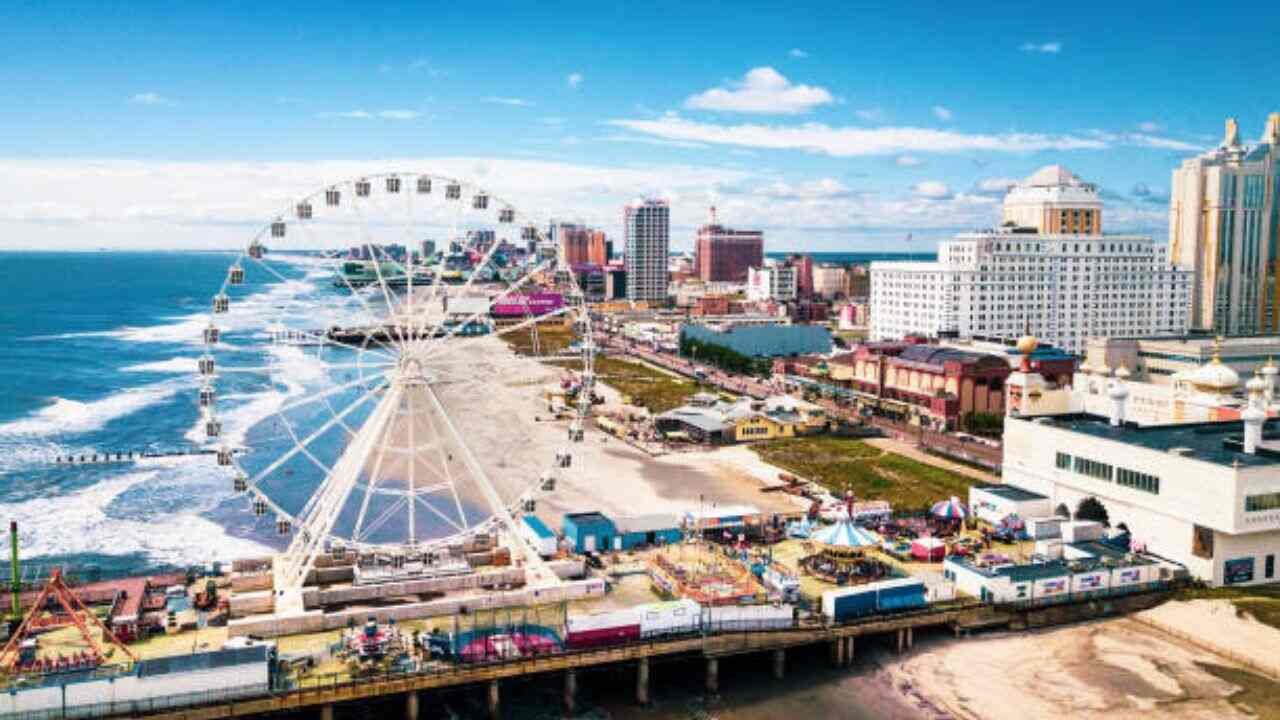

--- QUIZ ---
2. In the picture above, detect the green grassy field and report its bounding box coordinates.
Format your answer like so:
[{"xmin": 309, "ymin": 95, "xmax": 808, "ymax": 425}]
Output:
[
  {"xmin": 593, "ymin": 356, "xmax": 698, "ymax": 414},
  {"xmin": 1197, "ymin": 662, "xmax": 1280, "ymax": 717},
  {"xmin": 499, "ymin": 323, "xmax": 577, "ymax": 355},
  {"xmin": 752, "ymin": 436, "xmax": 980, "ymax": 511}
]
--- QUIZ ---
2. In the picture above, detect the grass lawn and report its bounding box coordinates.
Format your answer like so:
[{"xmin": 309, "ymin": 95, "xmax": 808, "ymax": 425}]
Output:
[
  {"xmin": 1174, "ymin": 584, "xmax": 1280, "ymax": 631},
  {"xmin": 752, "ymin": 435, "xmax": 980, "ymax": 511},
  {"xmin": 1197, "ymin": 663, "xmax": 1280, "ymax": 718},
  {"xmin": 593, "ymin": 356, "xmax": 698, "ymax": 414},
  {"xmin": 499, "ymin": 323, "xmax": 577, "ymax": 355}
]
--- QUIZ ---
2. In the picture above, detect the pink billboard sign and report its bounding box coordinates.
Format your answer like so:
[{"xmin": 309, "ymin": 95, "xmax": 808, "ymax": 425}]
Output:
[{"xmin": 491, "ymin": 292, "xmax": 565, "ymax": 317}]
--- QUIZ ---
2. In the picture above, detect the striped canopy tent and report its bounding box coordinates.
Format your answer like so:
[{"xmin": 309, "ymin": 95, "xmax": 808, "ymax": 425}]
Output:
[
  {"xmin": 930, "ymin": 496, "xmax": 969, "ymax": 520},
  {"xmin": 812, "ymin": 520, "xmax": 880, "ymax": 562}
]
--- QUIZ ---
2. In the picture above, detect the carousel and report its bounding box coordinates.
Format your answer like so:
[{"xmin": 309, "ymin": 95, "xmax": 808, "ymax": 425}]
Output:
[{"xmin": 800, "ymin": 500, "xmax": 892, "ymax": 585}]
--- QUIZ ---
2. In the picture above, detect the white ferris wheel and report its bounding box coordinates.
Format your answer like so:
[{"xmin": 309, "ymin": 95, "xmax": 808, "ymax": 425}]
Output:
[{"xmin": 196, "ymin": 172, "xmax": 595, "ymax": 601}]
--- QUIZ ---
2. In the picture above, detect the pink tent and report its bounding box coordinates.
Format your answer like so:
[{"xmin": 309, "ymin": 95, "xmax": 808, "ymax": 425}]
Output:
[{"xmin": 910, "ymin": 536, "xmax": 947, "ymax": 562}]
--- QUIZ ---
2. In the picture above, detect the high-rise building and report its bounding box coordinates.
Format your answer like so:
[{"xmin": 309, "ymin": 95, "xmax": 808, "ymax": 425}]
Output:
[
  {"xmin": 623, "ymin": 199, "xmax": 670, "ymax": 303},
  {"xmin": 1001, "ymin": 165, "xmax": 1102, "ymax": 235},
  {"xmin": 746, "ymin": 262, "xmax": 797, "ymax": 302},
  {"xmin": 557, "ymin": 223, "xmax": 608, "ymax": 267},
  {"xmin": 1169, "ymin": 114, "xmax": 1280, "ymax": 335},
  {"xmin": 811, "ymin": 263, "xmax": 848, "ymax": 299},
  {"xmin": 870, "ymin": 166, "xmax": 1192, "ymax": 354},
  {"xmin": 694, "ymin": 207, "xmax": 763, "ymax": 282},
  {"xmin": 788, "ymin": 254, "xmax": 814, "ymax": 298}
]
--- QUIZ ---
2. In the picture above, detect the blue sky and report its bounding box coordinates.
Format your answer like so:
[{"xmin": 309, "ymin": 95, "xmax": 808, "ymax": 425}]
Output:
[{"xmin": 0, "ymin": 1, "xmax": 1274, "ymax": 250}]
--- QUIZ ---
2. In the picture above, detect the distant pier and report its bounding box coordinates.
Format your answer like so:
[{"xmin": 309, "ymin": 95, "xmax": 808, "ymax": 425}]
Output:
[{"xmin": 52, "ymin": 448, "xmax": 239, "ymax": 466}]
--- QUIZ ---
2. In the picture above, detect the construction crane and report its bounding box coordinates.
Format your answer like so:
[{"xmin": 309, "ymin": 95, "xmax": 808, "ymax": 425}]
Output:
[{"xmin": 0, "ymin": 568, "xmax": 137, "ymax": 674}]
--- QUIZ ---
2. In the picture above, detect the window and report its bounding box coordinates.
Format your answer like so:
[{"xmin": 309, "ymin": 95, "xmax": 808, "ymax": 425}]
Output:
[
  {"xmin": 1245, "ymin": 492, "xmax": 1280, "ymax": 512},
  {"xmin": 1073, "ymin": 456, "xmax": 1113, "ymax": 481},
  {"xmin": 1116, "ymin": 468, "xmax": 1160, "ymax": 494},
  {"xmin": 1267, "ymin": 554, "xmax": 1276, "ymax": 580},
  {"xmin": 1056, "ymin": 452, "xmax": 1072, "ymax": 470}
]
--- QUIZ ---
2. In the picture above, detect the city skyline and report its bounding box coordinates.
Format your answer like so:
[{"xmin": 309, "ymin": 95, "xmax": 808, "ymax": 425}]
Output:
[{"xmin": 1, "ymin": 2, "xmax": 1276, "ymax": 251}]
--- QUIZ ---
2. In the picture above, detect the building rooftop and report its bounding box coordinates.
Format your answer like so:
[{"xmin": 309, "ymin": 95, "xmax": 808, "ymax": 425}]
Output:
[
  {"xmin": 973, "ymin": 484, "xmax": 1048, "ymax": 502},
  {"xmin": 1027, "ymin": 413, "xmax": 1280, "ymax": 468},
  {"xmin": 521, "ymin": 514, "xmax": 555, "ymax": 539}
]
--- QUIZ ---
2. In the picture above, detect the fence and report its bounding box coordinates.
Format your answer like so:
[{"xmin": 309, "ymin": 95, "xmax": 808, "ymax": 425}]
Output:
[{"xmin": 1, "ymin": 683, "xmax": 270, "ymax": 720}]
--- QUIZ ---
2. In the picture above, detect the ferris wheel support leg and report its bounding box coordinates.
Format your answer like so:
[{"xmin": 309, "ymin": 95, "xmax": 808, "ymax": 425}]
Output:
[{"xmin": 273, "ymin": 384, "xmax": 405, "ymax": 611}]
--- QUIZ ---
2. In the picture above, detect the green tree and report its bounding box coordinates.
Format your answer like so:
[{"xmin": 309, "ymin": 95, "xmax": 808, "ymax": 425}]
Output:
[{"xmin": 1075, "ymin": 496, "xmax": 1110, "ymax": 527}]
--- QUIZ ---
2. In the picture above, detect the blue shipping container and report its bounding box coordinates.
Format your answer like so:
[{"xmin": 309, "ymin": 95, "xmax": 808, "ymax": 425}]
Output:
[
  {"xmin": 822, "ymin": 586, "xmax": 878, "ymax": 622},
  {"xmin": 875, "ymin": 579, "xmax": 927, "ymax": 613}
]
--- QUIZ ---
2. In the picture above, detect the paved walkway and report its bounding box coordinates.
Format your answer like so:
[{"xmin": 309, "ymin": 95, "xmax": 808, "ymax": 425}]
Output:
[{"xmin": 862, "ymin": 436, "xmax": 999, "ymax": 484}]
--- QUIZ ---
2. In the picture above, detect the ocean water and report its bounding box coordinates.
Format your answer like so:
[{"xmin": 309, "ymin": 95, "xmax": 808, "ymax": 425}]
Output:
[{"xmin": 0, "ymin": 251, "xmax": 358, "ymax": 578}]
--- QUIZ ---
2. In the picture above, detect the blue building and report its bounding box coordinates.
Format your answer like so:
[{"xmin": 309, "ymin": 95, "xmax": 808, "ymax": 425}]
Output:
[
  {"xmin": 615, "ymin": 514, "xmax": 683, "ymax": 550},
  {"xmin": 561, "ymin": 512, "xmax": 616, "ymax": 553},
  {"xmin": 682, "ymin": 323, "xmax": 832, "ymax": 358}
]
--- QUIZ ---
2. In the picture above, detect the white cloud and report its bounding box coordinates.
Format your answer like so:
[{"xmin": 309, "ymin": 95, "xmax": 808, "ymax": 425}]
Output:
[
  {"xmin": 408, "ymin": 58, "xmax": 448, "ymax": 77},
  {"xmin": 1137, "ymin": 121, "xmax": 1162, "ymax": 133},
  {"xmin": 684, "ymin": 67, "xmax": 834, "ymax": 115},
  {"xmin": 567, "ymin": 72, "xmax": 583, "ymax": 88},
  {"xmin": 975, "ymin": 177, "xmax": 1018, "ymax": 195},
  {"xmin": 130, "ymin": 92, "xmax": 171, "ymax": 106},
  {"xmin": 896, "ymin": 155, "xmax": 924, "ymax": 167},
  {"xmin": 788, "ymin": 48, "xmax": 808, "ymax": 58},
  {"xmin": 1020, "ymin": 41, "xmax": 1062, "ymax": 54},
  {"xmin": 377, "ymin": 110, "xmax": 420, "ymax": 120},
  {"xmin": 482, "ymin": 96, "xmax": 532, "ymax": 107},
  {"xmin": 912, "ymin": 180, "xmax": 952, "ymax": 199},
  {"xmin": 318, "ymin": 110, "xmax": 374, "ymax": 119},
  {"xmin": 0, "ymin": 157, "xmax": 1039, "ymax": 252},
  {"xmin": 756, "ymin": 178, "xmax": 856, "ymax": 199},
  {"xmin": 597, "ymin": 135, "xmax": 710, "ymax": 149},
  {"xmin": 608, "ymin": 115, "xmax": 1108, "ymax": 157},
  {"xmin": 1126, "ymin": 133, "xmax": 1201, "ymax": 152},
  {"xmin": 931, "ymin": 105, "xmax": 953, "ymax": 121},
  {"xmin": 854, "ymin": 107, "xmax": 886, "ymax": 123}
]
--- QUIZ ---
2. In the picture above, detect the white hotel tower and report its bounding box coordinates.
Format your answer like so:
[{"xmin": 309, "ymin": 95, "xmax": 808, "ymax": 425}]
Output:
[{"xmin": 870, "ymin": 166, "xmax": 1192, "ymax": 354}]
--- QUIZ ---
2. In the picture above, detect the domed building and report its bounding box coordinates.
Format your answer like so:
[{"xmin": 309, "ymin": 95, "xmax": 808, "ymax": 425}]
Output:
[{"xmin": 1001, "ymin": 165, "xmax": 1103, "ymax": 235}]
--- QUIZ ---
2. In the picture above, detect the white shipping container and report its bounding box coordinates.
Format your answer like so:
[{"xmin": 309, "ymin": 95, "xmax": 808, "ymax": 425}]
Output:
[
  {"xmin": 1026, "ymin": 517, "xmax": 1063, "ymax": 540},
  {"xmin": 638, "ymin": 599, "xmax": 702, "ymax": 637},
  {"xmin": 1031, "ymin": 574, "xmax": 1070, "ymax": 600},
  {"xmin": 1070, "ymin": 570, "xmax": 1111, "ymax": 594},
  {"xmin": 1034, "ymin": 539, "xmax": 1064, "ymax": 559},
  {"xmin": 567, "ymin": 607, "xmax": 640, "ymax": 634},
  {"xmin": 1110, "ymin": 563, "xmax": 1152, "ymax": 588},
  {"xmin": 704, "ymin": 603, "xmax": 793, "ymax": 631},
  {"xmin": 1061, "ymin": 521, "xmax": 1104, "ymax": 543}
]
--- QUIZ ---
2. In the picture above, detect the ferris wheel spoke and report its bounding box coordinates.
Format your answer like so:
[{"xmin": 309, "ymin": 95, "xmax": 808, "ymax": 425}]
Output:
[
  {"xmin": 406, "ymin": 382, "xmax": 417, "ymax": 543},
  {"xmin": 345, "ymin": 193, "xmax": 408, "ymax": 350},
  {"xmin": 422, "ymin": 303, "xmax": 574, "ymax": 367},
  {"xmin": 419, "ymin": 387, "xmax": 470, "ymax": 533},
  {"xmin": 274, "ymin": 372, "xmax": 387, "ymax": 417},
  {"xmin": 350, "ymin": 387, "xmax": 398, "ymax": 547},
  {"xmin": 247, "ymin": 383, "xmax": 383, "ymax": 490},
  {"xmin": 412, "ymin": 493, "xmax": 467, "ymax": 535},
  {"xmin": 355, "ymin": 496, "xmax": 410, "ymax": 543},
  {"xmin": 422, "ymin": 383, "xmax": 526, "ymax": 546},
  {"xmin": 245, "ymin": 254, "xmax": 399, "ymax": 362},
  {"xmin": 419, "ymin": 258, "xmax": 553, "ymax": 359},
  {"xmin": 289, "ymin": 214, "xmax": 405, "ymax": 359}
]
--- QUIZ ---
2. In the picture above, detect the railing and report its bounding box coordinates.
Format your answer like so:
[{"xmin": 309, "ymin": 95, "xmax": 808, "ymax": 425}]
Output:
[
  {"xmin": 2, "ymin": 683, "xmax": 271, "ymax": 720},
  {"xmin": 0, "ymin": 587, "xmax": 1165, "ymax": 720}
]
